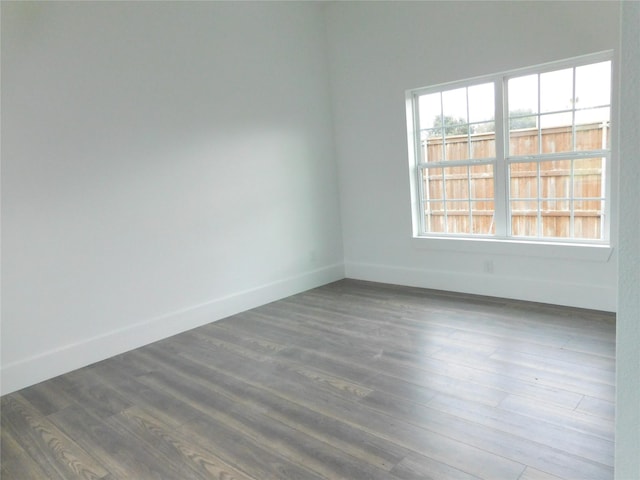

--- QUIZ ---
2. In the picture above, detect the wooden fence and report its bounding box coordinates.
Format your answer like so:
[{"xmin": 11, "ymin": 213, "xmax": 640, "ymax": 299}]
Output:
[{"xmin": 422, "ymin": 123, "xmax": 607, "ymax": 239}]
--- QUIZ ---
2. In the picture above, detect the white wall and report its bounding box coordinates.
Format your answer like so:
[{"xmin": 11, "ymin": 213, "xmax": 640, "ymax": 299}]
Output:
[
  {"xmin": 1, "ymin": 1, "xmax": 344, "ymax": 394},
  {"xmin": 326, "ymin": 1, "xmax": 620, "ymax": 311},
  {"xmin": 615, "ymin": 1, "xmax": 640, "ymax": 477}
]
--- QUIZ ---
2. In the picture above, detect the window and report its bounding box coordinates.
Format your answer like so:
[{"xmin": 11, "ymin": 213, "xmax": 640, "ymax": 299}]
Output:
[{"xmin": 407, "ymin": 53, "xmax": 612, "ymax": 243}]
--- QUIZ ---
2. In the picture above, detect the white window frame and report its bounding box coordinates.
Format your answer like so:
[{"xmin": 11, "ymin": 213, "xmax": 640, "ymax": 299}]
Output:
[{"xmin": 406, "ymin": 51, "xmax": 614, "ymax": 249}]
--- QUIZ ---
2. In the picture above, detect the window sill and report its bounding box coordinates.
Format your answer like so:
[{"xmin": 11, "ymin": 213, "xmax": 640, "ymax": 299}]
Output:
[{"xmin": 411, "ymin": 236, "xmax": 614, "ymax": 262}]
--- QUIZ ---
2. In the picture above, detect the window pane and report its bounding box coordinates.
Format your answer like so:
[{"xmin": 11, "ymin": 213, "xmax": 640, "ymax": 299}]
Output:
[
  {"xmin": 576, "ymin": 108, "xmax": 609, "ymax": 151},
  {"xmin": 446, "ymin": 200, "xmax": 469, "ymax": 212},
  {"xmin": 540, "ymin": 117, "xmax": 573, "ymax": 153},
  {"xmin": 444, "ymin": 166, "xmax": 469, "ymax": 200},
  {"xmin": 540, "ymin": 68, "xmax": 573, "ymax": 113},
  {"xmin": 444, "ymin": 133, "xmax": 469, "ymax": 161},
  {"xmin": 541, "ymin": 199, "xmax": 571, "ymax": 212},
  {"xmin": 540, "ymin": 160, "xmax": 571, "ymax": 199},
  {"xmin": 472, "ymin": 122, "xmax": 495, "ymax": 135},
  {"xmin": 575, "ymin": 61, "xmax": 611, "ymax": 109},
  {"xmin": 422, "ymin": 128, "xmax": 441, "ymax": 140},
  {"xmin": 540, "ymin": 112, "xmax": 572, "ymax": 129},
  {"xmin": 427, "ymin": 200, "xmax": 445, "ymax": 213},
  {"xmin": 422, "ymin": 130, "xmax": 444, "ymax": 162},
  {"xmin": 442, "ymin": 87, "xmax": 468, "ymax": 123},
  {"xmin": 573, "ymin": 158, "xmax": 603, "ymax": 198},
  {"xmin": 510, "ymin": 162, "xmax": 538, "ymax": 199},
  {"xmin": 510, "ymin": 115, "xmax": 538, "ymax": 131},
  {"xmin": 468, "ymin": 83, "xmax": 494, "ymax": 123},
  {"xmin": 541, "ymin": 212, "xmax": 571, "ymax": 238},
  {"xmin": 470, "ymin": 123, "xmax": 495, "ymax": 159},
  {"xmin": 511, "ymin": 201, "xmax": 538, "ymax": 237},
  {"xmin": 509, "ymin": 74, "xmax": 538, "ymax": 115},
  {"xmin": 473, "ymin": 199, "xmax": 495, "ymax": 211},
  {"xmin": 470, "ymin": 164, "xmax": 494, "ymax": 199},
  {"xmin": 418, "ymin": 93, "xmax": 442, "ymax": 129},
  {"xmin": 574, "ymin": 199, "xmax": 603, "ymax": 212},
  {"xmin": 471, "ymin": 202, "xmax": 495, "ymax": 234},
  {"xmin": 576, "ymin": 106, "xmax": 610, "ymax": 126},
  {"xmin": 446, "ymin": 202, "xmax": 470, "ymax": 234},
  {"xmin": 423, "ymin": 168, "xmax": 443, "ymax": 199},
  {"xmin": 574, "ymin": 216, "xmax": 601, "ymax": 239},
  {"xmin": 574, "ymin": 197, "xmax": 603, "ymax": 239},
  {"xmin": 509, "ymin": 118, "xmax": 538, "ymax": 156},
  {"xmin": 424, "ymin": 202, "xmax": 445, "ymax": 233}
]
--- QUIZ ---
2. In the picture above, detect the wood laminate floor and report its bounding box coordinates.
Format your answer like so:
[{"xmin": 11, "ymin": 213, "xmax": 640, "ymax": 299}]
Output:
[{"xmin": 1, "ymin": 280, "xmax": 616, "ymax": 480}]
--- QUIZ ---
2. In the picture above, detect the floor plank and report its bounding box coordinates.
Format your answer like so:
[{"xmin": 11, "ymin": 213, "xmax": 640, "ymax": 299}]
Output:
[
  {"xmin": 1, "ymin": 395, "xmax": 109, "ymax": 480},
  {"xmin": 0, "ymin": 279, "xmax": 615, "ymax": 480}
]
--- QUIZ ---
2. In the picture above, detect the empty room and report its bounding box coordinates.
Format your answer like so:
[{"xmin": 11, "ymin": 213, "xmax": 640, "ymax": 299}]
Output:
[{"xmin": 1, "ymin": 1, "xmax": 639, "ymax": 479}]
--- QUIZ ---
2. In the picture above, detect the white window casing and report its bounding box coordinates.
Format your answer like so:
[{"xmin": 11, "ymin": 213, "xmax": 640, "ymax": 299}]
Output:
[{"xmin": 406, "ymin": 51, "xmax": 614, "ymax": 252}]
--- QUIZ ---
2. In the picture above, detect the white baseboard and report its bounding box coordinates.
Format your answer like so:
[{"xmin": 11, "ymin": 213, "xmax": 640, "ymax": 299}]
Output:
[
  {"xmin": 345, "ymin": 261, "xmax": 616, "ymax": 312},
  {"xmin": 0, "ymin": 263, "xmax": 345, "ymax": 395}
]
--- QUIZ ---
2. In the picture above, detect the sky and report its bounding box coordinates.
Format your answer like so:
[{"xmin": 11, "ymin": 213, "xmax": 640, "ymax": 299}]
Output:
[{"xmin": 418, "ymin": 61, "xmax": 611, "ymax": 131}]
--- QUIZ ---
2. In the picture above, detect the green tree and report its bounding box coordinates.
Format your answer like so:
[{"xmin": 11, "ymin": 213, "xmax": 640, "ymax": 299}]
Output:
[
  {"xmin": 508, "ymin": 109, "xmax": 537, "ymax": 130},
  {"xmin": 429, "ymin": 110, "xmax": 536, "ymax": 138},
  {"xmin": 430, "ymin": 115, "xmax": 469, "ymax": 137}
]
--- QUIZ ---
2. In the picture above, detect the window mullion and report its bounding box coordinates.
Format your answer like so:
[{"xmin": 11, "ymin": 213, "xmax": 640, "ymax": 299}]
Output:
[{"xmin": 494, "ymin": 78, "xmax": 508, "ymax": 237}]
